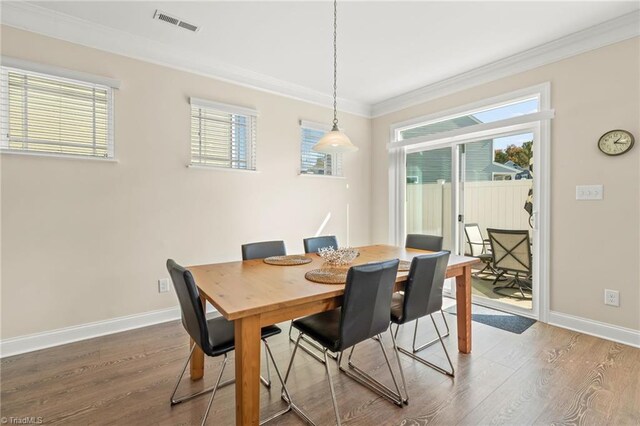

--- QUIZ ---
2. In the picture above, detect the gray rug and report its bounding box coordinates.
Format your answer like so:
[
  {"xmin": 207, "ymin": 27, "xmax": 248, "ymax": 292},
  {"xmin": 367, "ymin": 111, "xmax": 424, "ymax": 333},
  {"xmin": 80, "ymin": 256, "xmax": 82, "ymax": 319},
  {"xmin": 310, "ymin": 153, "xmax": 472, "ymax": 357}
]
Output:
[{"xmin": 445, "ymin": 304, "xmax": 536, "ymax": 334}]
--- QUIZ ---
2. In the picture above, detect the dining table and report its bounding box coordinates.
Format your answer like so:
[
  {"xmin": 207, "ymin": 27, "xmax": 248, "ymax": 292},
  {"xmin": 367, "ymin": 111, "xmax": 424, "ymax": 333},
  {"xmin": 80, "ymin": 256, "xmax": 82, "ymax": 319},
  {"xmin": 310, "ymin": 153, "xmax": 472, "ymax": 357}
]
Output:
[{"xmin": 187, "ymin": 244, "xmax": 479, "ymax": 426}]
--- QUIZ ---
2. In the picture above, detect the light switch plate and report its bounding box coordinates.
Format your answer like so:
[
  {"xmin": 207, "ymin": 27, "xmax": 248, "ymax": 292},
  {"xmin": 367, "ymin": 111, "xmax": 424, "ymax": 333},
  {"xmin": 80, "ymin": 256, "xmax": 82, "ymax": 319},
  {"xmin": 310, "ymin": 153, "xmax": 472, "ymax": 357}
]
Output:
[{"xmin": 576, "ymin": 185, "xmax": 603, "ymax": 200}]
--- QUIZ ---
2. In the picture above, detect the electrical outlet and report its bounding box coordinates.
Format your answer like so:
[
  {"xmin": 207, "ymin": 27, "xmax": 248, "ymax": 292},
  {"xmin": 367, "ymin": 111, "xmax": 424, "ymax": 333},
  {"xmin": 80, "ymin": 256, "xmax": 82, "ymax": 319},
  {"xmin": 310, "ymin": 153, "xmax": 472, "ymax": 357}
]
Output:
[
  {"xmin": 604, "ymin": 289, "xmax": 619, "ymax": 307},
  {"xmin": 158, "ymin": 278, "xmax": 170, "ymax": 293}
]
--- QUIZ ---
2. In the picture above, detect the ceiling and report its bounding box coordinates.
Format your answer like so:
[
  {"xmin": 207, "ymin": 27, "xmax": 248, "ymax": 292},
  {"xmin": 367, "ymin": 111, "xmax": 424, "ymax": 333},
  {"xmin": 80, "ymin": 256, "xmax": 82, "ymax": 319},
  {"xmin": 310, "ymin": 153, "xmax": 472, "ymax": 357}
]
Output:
[{"xmin": 6, "ymin": 1, "xmax": 640, "ymax": 113}]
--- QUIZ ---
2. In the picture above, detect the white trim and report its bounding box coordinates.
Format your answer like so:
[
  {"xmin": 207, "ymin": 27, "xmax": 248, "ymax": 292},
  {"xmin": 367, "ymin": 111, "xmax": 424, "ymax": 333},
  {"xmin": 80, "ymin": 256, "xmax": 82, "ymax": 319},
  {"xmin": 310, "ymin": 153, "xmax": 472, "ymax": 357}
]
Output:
[
  {"xmin": 299, "ymin": 120, "xmax": 332, "ymax": 133},
  {"xmin": 0, "ymin": 56, "xmax": 121, "ymax": 89},
  {"xmin": 3, "ymin": 3, "xmax": 638, "ymax": 119},
  {"xmin": 472, "ymin": 296, "xmax": 537, "ymax": 320},
  {"xmin": 372, "ymin": 10, "xmax": 640, "ymax": 117},
  {"xmin": 0, "ymin": 2, "xmax": 370, "ymax": 117},
  {"xmin": 549, "ymin": 311, "xmax": 640, "ymax": 348},
  {"xmin": 0, "ymin": 150, "xmax": 119, "ymax": 163},
  {"xmin": 390, "ymin": 110, "xmax": 555, "ymax": 150},
  {"xmin": 297, "ymin": 173, "xmax": 345, "ymax": 180},
  {"xmin": 187, "ymin": 164, "xmax": 261, "ymax": 173},
  {"xmin": 0, "ymin": 304, "xmax": 219, "ymax": 358},
  {"xmin": 189, "ymin": 97, "xmax": 258, "ymax": 117}
]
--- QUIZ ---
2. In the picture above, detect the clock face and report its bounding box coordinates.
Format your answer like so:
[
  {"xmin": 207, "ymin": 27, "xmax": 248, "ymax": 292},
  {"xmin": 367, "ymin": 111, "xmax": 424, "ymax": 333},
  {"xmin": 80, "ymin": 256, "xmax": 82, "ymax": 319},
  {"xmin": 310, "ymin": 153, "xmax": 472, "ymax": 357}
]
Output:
[{"xmin": 598, "ymin": 130, "xmax": 635, "ymax": 156}]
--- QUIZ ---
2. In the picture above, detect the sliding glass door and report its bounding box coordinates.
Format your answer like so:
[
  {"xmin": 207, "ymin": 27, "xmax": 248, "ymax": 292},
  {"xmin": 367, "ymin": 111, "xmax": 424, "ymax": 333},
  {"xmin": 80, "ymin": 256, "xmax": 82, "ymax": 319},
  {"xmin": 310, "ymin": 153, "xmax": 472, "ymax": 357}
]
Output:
[{"xmin": 459, "ymin": 133, "xmax": 535, "ymax": 314}]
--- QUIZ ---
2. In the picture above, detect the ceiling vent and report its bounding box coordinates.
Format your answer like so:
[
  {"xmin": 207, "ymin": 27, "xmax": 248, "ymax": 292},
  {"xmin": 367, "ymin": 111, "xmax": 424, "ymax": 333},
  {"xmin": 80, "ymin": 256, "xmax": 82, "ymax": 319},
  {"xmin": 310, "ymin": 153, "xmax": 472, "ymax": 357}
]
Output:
[{"xmin": 153, "ymin": 10, "xmax": 200, "ymax": 33}]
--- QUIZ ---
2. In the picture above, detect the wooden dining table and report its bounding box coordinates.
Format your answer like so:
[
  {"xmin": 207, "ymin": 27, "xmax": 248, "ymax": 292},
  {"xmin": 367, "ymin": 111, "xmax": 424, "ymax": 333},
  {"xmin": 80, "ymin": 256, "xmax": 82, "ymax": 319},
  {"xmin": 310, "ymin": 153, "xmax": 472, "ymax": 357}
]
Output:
[{"xmin": 187, "ymin": 244, "xmax": 479, "ymax": 426}]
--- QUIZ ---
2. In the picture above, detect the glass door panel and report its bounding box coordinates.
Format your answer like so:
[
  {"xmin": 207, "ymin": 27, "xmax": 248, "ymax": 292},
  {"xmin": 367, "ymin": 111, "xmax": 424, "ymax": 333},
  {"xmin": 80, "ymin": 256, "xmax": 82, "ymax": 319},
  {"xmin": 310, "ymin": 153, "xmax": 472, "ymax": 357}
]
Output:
[
  {"xmin": 460, "ymin": 133, "xmax": 534, "ymax": 312},
  {"xmin": 406, "ymin": 147, "xmax": 454, "ymax": 251}
]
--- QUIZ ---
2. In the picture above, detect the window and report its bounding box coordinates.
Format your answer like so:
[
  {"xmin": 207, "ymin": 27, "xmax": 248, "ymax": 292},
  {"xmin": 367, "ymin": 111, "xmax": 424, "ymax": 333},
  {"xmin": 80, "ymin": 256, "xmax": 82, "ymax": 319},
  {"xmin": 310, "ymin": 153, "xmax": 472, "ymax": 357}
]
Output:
[
  {"xmin": 190, "ymin": 98, "xmax": 257, "ymax": 170},
  {"xmin": 299, "ymin": 121, "xmax": 343, "ymax": 176},
  {"xmin": 0, "ymin": 66, "xmax": 114, "ymax": 158},
  {"xmin": 397, "ymin": 97, "xmax": 539, "ymax": 141}
]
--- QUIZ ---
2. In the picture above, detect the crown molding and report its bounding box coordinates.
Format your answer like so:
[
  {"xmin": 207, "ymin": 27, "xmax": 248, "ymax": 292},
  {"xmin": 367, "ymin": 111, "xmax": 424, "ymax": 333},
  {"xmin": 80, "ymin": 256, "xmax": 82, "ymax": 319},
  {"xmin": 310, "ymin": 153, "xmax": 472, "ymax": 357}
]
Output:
[
  {"xmin": 371, "ymin": 10, "xmax": 640, "ymax": 118},
  {"xmin": 2, "ymin": 3, "xmax": 638, "ymax": 120},
  {"xmin": 0, "ymin": 1, "xmax": 372, "ymax": 117}
]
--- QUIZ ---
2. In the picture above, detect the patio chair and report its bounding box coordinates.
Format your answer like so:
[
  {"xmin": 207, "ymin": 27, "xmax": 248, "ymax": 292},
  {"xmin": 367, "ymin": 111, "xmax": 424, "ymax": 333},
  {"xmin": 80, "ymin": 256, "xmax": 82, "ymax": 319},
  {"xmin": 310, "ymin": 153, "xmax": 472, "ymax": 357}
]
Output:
[
  {"xmin": 486, "ymin": 229, "xmax": 532, "ymax": 299},
  {"xmin": 464, "ymin": 223, "xmax": 502, "ymax": 280}
]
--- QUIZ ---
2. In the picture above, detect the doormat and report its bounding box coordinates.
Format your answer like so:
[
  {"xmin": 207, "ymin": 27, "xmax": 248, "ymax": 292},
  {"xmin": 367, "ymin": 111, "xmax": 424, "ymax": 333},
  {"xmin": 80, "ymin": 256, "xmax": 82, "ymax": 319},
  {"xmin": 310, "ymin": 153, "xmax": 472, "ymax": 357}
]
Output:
[{"xmin": 445, "ymin": 304, "xmax": 536, "ymax": 334}]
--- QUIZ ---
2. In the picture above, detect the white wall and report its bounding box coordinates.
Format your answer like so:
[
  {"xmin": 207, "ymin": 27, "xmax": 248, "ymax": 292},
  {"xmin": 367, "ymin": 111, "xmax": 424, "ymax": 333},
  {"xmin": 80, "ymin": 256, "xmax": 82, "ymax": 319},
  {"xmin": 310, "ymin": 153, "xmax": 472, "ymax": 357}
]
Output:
[
  {"xmin": 0, "ymin": 26, "xmax": 372, "ymax": 339},
  {"xmin": 372, "ymin": 38, "xmax": 640, "ymax": 332}
]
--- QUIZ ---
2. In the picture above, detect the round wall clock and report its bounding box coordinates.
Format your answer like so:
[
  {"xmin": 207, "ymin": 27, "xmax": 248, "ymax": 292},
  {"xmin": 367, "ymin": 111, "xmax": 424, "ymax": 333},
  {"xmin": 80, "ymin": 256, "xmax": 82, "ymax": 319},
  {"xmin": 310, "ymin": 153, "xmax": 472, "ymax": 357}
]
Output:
[{"xmin": 597, "ymin": 129, "xmax": 635, "ymax": 156}]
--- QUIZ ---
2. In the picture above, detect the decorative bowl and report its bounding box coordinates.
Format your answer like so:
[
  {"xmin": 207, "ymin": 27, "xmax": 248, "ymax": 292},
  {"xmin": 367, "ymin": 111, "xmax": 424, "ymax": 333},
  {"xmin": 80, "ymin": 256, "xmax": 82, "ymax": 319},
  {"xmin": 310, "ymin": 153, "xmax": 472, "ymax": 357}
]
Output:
[{"xmin": 317, "ymin": 247, "xmax": 360, "ymax": 266}]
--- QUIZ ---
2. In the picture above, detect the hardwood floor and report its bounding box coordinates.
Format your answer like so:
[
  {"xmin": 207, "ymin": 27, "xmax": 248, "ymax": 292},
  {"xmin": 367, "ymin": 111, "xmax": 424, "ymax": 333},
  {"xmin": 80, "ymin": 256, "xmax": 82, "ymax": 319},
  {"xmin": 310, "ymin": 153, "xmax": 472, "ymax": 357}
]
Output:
[{"xmin": 1, "ymin": 314, "xmax": 638, "ymax": 425}]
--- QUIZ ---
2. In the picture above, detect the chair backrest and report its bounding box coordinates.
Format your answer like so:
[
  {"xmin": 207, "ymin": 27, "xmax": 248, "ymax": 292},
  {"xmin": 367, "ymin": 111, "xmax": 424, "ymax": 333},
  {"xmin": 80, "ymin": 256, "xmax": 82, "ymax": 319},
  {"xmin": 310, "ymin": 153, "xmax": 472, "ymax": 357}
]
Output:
[
  {"xmin": 303, "ymin": 235, "xmax": 338, "ymax": 254},
  {"xmin": 405, "ymin": 234, "xmax": 443, "ymax": 251},
  {"xmin": 338, "ymin": 259, "xmax": 399, "ymax": 351},
  {"xmin": 486, "ymin": 229, "xmax": 531, "ymax": 274},
  {"xmin": 241, "ymin": 240, "xmax": 286, "ymax": 260},
  {"xmin": 464, "ymin": 223, "xmax": 485, "ymax": 256},
  {"xmin": 166, "ymin": 259, "xmax": 212, "ymax": 355},
  {"xmin": 401, "ymin": 252, "xmax": 450, "ymax": 323}
]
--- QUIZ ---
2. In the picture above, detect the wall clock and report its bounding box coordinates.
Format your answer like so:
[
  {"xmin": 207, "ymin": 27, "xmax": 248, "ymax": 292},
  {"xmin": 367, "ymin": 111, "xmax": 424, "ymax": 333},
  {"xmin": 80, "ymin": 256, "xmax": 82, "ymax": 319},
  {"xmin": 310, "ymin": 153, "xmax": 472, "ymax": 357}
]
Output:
[{"xmin": 597, "ymin": 129, "xmax": 635, "ymax": 156}]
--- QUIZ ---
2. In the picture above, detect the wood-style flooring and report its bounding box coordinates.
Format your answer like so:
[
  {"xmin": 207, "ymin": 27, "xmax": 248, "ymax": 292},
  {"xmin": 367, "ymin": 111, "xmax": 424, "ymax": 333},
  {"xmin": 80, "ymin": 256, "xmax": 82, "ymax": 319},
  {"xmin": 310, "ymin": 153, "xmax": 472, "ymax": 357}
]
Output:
[{"xmin": 1, "ymin": 313, "xmax": 639, "ymax": 425}]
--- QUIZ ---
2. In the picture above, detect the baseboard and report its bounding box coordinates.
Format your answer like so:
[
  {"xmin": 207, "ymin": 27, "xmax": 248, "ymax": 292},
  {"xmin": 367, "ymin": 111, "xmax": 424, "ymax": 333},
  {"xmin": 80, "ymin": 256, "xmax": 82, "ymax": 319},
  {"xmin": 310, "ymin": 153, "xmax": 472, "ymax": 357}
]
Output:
[
  {"xmin": 0, "ymin": 304, "xmax": 216, "ymax": 358},
  {"xmin": 549, "ymin": 311, "xmax": 640, "ymax": 348}
]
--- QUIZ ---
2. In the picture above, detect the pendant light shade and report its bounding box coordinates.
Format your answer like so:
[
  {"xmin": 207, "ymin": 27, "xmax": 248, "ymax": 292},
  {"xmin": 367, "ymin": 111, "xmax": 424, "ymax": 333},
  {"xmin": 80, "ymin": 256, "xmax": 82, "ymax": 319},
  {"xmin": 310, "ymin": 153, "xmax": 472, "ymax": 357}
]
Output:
[
  {"xmin": 312, "ymin": 0, "xmax": 358, "ymax": 154},
  {"xmin": 313, "ymin": 124, "xmax": 358, "ymax": 154}
]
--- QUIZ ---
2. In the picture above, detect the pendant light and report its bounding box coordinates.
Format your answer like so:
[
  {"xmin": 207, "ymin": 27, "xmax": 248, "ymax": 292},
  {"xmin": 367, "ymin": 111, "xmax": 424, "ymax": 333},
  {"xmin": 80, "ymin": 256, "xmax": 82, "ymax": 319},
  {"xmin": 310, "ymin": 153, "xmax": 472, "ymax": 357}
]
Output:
[{"xmin": 312, "ymin": 0, "xmax": 358, "ymax": 154}]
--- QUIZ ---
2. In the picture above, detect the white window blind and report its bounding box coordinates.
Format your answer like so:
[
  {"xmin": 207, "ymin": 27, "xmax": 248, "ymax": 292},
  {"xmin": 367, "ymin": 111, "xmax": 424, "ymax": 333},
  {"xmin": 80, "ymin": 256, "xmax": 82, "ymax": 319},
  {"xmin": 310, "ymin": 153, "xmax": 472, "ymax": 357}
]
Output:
[
  {"xmin": 0, "ymin": 66, "xmax": 114, "ymax": 158},
  {"xmin": 300, "ymin": 121, "xmax": 343, "ymax": 176},
  {"xmin": 190, "ymin": 98, "xmax": 257, "ymax": 170}
]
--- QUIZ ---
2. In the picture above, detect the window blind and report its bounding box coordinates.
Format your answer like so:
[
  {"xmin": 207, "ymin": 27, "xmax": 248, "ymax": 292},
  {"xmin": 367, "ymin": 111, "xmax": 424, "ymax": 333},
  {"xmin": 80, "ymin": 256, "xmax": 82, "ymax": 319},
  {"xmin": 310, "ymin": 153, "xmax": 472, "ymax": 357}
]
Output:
[
  {"xmin": 0, "ymin": 66, "xmax": 114, "ymax": 158},
  {"xmin": 300, "ymin": 122, "xmax": 343, "ymax": 176},
  {"xmin": 190, "ymin": 99, "xmax": 257, "ymax": 170}
]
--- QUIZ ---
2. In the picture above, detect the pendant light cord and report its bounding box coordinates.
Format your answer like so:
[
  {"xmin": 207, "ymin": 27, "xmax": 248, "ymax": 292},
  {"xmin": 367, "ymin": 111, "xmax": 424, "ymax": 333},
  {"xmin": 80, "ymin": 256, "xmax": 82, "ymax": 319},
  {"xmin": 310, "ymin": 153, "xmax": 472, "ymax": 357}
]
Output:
[{"xmin": 332, "ymin": 0, "xmax": 338, "ymax": 129}]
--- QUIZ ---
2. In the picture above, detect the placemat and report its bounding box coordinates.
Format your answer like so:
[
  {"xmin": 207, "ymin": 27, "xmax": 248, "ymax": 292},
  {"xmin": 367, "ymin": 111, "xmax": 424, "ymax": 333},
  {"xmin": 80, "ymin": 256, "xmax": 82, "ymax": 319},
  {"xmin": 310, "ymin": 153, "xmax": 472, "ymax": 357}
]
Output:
[
  {"xmin": 264, "ymin": 255, "xmax": 312, "ymax": 266},
  {"xmin": 305, "ymin": 268, "xmax": 348, "ymax": 284}
]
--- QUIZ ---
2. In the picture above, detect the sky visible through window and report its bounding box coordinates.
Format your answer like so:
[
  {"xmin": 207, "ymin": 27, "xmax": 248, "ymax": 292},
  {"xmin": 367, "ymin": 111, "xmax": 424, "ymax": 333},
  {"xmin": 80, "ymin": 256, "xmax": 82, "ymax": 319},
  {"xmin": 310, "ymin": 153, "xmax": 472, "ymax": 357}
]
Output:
[{"xmin": 472, "ymin": 98, "xmax": 538, "ymax": 151}]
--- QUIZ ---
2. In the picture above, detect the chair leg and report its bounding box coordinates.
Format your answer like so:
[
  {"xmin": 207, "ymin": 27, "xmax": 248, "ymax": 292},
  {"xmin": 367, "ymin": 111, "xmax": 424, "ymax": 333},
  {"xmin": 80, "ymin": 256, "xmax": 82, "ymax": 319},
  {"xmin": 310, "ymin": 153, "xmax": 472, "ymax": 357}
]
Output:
[
  {"xmin": 324, "ymin": 350, "xmax": 342, "ymax": 426},
  {"xmin": 261, "ymin": 340, "xmax": 271, "ymax": 388},
  {"xmin": 200, "ymin": 353, "xmax": 228, "ymax": 426},
  {"xmin": 258, "ymin": 339, "xmax": 295, "ymax": 425},
  {"xmin": 388, "ymin": 327, "xmax": 409, "ymax": 405},
  {"xmin": 397, "ymin": 316, "xmax": 455, "ymax": 377},
  {"xmin": 281, "ymin": 334, "xmax": 319, "ymax": 426},
  {"xmin": 170, "ymin": 345, "xmax": 234, "ymax": 405},
  {"xmin": 412, "ymin": 312, "xmax": 451, "ymax": 354},
  {"xmin": 339, "ymin": 335, "xmax": 404, "ymax": 407}
]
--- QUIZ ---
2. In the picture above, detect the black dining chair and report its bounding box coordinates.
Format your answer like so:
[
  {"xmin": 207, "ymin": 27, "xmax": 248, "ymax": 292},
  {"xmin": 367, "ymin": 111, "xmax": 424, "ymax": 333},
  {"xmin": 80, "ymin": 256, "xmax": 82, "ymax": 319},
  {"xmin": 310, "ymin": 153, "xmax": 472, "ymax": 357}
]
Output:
[
  {"xmin": 241, "ymin": 240, "xmax": 286, "ymax": 261},
  {"xmin": 390, "ymin": 251, "xmax": 454, "ymax": 400},
  {"xmin": 303, "ymin": 235, "xmax": 338, "ymax": 254},
  {"xmin": 282, "ymin": 260, "xmax": 404, "ymax": 425},
  {"xmin": 166, "ymin": 259, "xmax": 292, "ymax": 425},
  {"xmin": 240, "ymin": 240, "xmax": 287, "ymax": 387},
  {"xmin": 404, "ymin": 233, "xmax": 451, "ymax": 347}
]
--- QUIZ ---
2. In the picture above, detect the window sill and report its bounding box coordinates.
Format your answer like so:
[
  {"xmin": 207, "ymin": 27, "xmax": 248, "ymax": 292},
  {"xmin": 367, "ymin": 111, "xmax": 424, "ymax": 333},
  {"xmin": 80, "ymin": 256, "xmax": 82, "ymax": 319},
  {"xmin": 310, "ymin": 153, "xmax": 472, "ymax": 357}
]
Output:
[
  {"xmin": 187, "ymin": 164, "xmax": 260, "ymax": 173},
  {"xmin": 298, "ymin": 173, "xmax": 346, "ymax": 180},
  {"xmin": 0, "ymin": 149, "xmax": 118, "ymax": 162}
]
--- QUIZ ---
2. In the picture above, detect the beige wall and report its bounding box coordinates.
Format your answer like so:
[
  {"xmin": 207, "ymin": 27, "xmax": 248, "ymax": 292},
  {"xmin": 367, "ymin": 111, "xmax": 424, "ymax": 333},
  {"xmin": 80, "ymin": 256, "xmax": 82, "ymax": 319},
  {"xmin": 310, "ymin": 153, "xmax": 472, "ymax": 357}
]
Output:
[
  {"xmin": 372, "ymin": 38, "xmax": 640, "ymax": 331},
  {"xmin": 0, "ymin": 26, "xmax": 372, "ymax": 339}
]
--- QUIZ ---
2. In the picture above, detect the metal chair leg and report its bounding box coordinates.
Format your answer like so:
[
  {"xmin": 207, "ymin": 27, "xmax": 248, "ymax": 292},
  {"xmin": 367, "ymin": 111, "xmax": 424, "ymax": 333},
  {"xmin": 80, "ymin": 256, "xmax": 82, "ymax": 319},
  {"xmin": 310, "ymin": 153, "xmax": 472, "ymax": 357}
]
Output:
[
  {"xmin": 258, "ymin": 339, "xmax": 294, "ymax": 425},
  {"xmin": 281, "ymin": 334, "xmax": 319, "ymax": 426},
  {"xmin": 413, "ymin": 312, "xmax": 451, "ymax": 353},
  {"xmin": 388, "ymin": 327, "xmax": 409, "ymax": 405},
  {"xmin": 170, "ymin": 345, "xmax": 235, "ymax": 405},
  {"xmin": 261, "ymin": 340, "xmax": 271, "ymax": 388},
  {"xmin": 324, "ymin": 350, "xmax": 342, "ymax": 426},
  {"xmin": 339, "ymin": 335, "xmax": 404, "ymax": 407},
  {"xmin": 397, "ymin": 315, "xmax": 455, "ymax": 377},
  {"xmin": 201, "ymin": 354, "xmax": 228, "ymax": 426}
]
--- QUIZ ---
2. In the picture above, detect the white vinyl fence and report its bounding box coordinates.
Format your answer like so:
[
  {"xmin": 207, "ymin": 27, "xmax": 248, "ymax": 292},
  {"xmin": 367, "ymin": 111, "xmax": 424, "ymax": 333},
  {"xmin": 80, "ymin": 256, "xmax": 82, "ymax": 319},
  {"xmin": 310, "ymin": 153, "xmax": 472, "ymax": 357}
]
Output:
[{"xmin": 406, "ymin": 180, "xmax": 532, "ymax": 251}]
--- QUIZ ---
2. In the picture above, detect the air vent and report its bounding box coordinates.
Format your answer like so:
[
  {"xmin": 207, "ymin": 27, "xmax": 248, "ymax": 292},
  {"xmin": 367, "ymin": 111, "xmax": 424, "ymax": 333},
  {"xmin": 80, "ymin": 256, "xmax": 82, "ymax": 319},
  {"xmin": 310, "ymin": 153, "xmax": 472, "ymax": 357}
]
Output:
[{"xmin": 153, "ymin": 10, "xmax": 200, "ymax": 33}]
